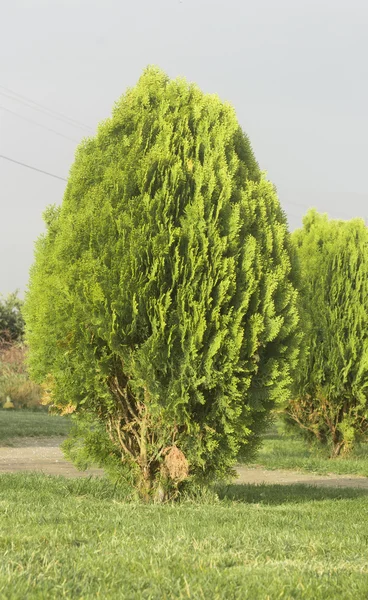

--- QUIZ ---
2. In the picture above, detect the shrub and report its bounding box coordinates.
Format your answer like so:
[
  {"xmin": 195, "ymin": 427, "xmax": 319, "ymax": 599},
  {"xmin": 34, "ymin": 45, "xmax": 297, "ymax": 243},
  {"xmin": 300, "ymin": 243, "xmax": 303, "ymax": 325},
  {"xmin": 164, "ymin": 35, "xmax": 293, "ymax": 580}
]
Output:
[
  {"xmin": 286, "ymin": 210, "xmax": 368, "ymax": 456},
  {"xmin": 24, "ymin": 67, "xmax": 300, "ymax": 499}
]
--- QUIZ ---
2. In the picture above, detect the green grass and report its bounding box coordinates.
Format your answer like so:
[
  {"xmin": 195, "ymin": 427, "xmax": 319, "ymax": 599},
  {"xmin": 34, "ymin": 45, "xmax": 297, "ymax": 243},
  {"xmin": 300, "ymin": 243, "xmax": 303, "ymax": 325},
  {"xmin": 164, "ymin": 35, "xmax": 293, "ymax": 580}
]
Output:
[
  {"xmin": 0, "ymin": 474, "xmax": 368, "ymax": 599},
  {"xmin": 248, "ymin": 425, "xmax": 368, "ymax": 477},
  {"xmin": 0, "ymin": 409, "xmax": 71, "ymax": 443}
]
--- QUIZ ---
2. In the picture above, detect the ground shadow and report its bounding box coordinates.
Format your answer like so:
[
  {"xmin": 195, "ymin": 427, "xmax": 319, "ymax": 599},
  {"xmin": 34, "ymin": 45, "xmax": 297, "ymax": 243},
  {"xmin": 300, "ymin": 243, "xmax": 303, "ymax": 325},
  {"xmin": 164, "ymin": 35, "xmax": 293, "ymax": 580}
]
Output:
[{"xmin": 216, "ymin": 482, "xmax": 368, "ymax": 505}]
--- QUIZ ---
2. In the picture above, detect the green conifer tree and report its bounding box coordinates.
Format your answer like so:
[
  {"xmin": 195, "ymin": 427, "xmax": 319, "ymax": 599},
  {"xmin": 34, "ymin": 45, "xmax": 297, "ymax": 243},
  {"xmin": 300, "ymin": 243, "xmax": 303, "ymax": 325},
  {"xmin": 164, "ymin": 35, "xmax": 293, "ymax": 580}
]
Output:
[
  {"xmin": 24, "ymin": 67, "xmax": 299, "ymax": 498},
  {"xmin": 287, "ymin": 210, "xmax": 368, "ymax": 456}
]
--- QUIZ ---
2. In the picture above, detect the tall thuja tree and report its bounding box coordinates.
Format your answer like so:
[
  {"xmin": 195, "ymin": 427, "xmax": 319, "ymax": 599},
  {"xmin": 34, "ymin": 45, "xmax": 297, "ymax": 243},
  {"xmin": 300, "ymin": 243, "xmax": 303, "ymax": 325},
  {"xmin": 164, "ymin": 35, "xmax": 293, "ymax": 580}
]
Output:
[
  {"xmin": 24, "ymin": 67, "xmax": 299, "ymax": 499},
  {"xmin": 287, "ymin": 210, "xmax": 368, "ymax": 456}
]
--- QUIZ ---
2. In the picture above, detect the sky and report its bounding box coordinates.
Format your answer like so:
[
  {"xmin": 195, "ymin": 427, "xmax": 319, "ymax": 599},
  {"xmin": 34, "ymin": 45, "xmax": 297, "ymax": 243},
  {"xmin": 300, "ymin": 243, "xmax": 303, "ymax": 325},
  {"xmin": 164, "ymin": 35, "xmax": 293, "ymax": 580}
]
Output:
[{"xmin": 1, "ymin": 0, "xmax": 367, "ymax": 295}]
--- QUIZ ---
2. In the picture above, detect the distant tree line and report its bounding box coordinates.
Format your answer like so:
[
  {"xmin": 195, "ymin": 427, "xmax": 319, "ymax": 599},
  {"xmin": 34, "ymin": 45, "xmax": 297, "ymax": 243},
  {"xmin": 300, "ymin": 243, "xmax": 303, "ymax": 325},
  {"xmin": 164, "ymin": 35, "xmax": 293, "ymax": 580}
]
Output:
[
  {"xmin": 0, "ymin": 291, "xmax": 24, "ymax": 342},
  {"xmin": 0, "ymin": 292, "xmax": 41, "ymax": 409}
]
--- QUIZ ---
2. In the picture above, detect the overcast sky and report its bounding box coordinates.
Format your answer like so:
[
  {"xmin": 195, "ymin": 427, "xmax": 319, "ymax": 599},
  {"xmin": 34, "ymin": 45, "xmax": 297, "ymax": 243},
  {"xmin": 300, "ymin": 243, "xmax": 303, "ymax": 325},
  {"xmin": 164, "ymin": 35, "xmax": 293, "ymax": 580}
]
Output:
[{"xmin": 1, "ymin": 0, "xmax": 367, "ymax": 295}]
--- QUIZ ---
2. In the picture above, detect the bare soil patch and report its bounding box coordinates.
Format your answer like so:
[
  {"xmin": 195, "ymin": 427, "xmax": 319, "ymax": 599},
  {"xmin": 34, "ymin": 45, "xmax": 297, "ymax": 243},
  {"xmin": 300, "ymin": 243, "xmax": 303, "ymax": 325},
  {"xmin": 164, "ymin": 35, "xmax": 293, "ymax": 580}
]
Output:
[
  {"xmin": 0, "ymin": 437, "xmax": 103, "ymax": 478},
  {"xmin": 236, "ymin": 466, "xmax": 368, "ymax": 489},
  {"xmin": 1, "ymin": 438, "xmax": 368, "ymax": 488}
]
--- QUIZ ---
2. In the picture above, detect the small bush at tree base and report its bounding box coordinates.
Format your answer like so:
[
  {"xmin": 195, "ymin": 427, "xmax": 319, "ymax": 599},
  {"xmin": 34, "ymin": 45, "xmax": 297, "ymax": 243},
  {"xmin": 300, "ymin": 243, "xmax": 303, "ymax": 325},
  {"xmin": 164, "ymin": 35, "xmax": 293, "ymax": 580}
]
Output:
[
  {"xmin": 24, "ymin": 67, "xmax": 300, "ymax": 499},
  {"xmin": 285, "ymin": 210, "xmax": 368, "ymax": 456}
]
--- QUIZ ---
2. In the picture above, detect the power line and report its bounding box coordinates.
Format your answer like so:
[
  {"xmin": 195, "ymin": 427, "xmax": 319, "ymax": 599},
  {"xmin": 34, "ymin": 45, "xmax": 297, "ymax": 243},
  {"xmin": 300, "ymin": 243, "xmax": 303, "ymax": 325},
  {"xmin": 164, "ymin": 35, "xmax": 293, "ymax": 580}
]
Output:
[
  {"xmin": 0, "ymin": 84, "xmax": 93, "ymax": 132},
  {"xmin": 282, "ymin": 198, "xmax": 352, "ymax": 220},
  {"xmin": 0, "ymin": 105, "xmax": 80, "ymax": 143},
  {"xmin": 0, "ymin": 85, "xmax": 93, "ymax": 133},
  {"xmin": 285, "ymin": 211, "xmax": 303, "ymax": 220},
  {"xmin": 282, "ymin": 201, "xmax": 365, "ymax": 223},
  {"xmin": 0, "ymin": 154, "xmax": 67, "ymax": 182}
]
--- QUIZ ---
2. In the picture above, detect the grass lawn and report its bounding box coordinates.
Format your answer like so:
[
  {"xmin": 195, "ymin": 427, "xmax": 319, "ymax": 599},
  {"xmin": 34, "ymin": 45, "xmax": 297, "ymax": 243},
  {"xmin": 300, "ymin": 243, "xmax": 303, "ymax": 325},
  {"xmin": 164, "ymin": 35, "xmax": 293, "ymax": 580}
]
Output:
[
  {"xmin": 0, "ymin": 474, "xmax": 368, "ymax": 599},
  {"xmin": 0, "ymin": 410, "xmax": 71, "ymax": 443},
  {"xmin": 248, "ymin": 424, "xmax": 368, "ymax": 477}
]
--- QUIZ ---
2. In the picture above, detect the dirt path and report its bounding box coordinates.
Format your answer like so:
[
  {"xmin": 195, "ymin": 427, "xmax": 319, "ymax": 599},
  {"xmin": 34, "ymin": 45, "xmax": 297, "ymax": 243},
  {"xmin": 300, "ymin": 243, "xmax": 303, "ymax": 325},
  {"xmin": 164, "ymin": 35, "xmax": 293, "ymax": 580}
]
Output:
[
  {"xmin": 0, "ymin": 438, "xmax": 104, "ymax": 478},
  {"xmin": 1, "ymin": 438, "xmax": 368, "ymax": 488},
  {"xmin": 236, "ymin": 466, "xmax": 368, "ymax": 489}
]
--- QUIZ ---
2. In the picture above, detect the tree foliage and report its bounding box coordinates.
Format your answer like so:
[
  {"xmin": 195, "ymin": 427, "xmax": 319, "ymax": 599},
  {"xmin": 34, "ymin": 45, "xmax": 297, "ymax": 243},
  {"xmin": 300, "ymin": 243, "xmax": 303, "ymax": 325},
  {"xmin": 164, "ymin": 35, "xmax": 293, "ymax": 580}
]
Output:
[
  {"xmin": 24, "ymin": 67, "xmax": 299, "ymax": 498},
  {"xmin": 286, "ymin": 210, "xmax": 368, "ymax": 456},
  {"xmin": 0, "ymin": 292, "xmax": 24, "ymax": 342}
]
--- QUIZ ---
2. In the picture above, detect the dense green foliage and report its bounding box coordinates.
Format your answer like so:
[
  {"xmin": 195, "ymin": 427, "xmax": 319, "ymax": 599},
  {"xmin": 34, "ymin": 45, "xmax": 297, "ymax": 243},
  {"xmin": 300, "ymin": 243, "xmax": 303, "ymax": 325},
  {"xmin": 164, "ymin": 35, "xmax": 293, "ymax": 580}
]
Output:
[
  {"xmin": 1, "ymin": 474, "xmax": 368, "ymax": 599},
  {"xmin": 287, "ymin": 210, "xmax": 368, "ymax": 456},
  {"xmin": 24, "ymin": 67, "xmax": 299, "ymax": 498},
  {"xmin": 0, "ymin": 291, "xmax": 24, "ymax": 341}
]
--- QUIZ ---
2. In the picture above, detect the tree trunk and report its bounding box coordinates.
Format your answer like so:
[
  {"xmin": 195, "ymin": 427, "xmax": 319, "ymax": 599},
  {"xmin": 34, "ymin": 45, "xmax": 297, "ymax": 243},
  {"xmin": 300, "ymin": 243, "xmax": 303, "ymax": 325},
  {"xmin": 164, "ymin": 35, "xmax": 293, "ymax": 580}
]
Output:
[
  {"xmin": 331, "ymin": 439, "xmax": 345, "ymax": 458},
  {"xmin": 138, "ymin": 469, "xmax": 152, "ymax": 502},
  {"xmin": 138, "ymin": 410, "xmax": 152, "ymax": 502}
]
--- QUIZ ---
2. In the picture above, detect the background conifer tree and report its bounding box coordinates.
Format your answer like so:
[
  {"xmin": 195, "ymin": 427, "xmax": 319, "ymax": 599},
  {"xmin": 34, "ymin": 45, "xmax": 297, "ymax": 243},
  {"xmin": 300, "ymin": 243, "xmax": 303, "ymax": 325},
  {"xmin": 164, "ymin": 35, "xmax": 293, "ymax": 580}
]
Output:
[
  {"xmin": 0, "ymin": 292, "xmax": 24, "ymax": 342},
  {"xmin": 24, "ymin": 67, "xmax": 299, "ymax": 498},
  {"xmin": 286, "ymin": 210, "xmax": 368, "ymax": 456}
]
